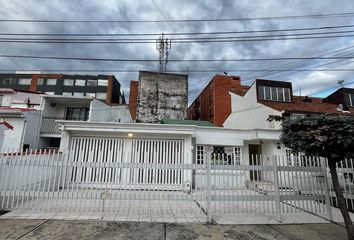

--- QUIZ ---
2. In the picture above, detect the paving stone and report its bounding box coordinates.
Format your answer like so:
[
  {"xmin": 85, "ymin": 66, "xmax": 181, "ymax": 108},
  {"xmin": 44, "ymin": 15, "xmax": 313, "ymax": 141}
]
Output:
[
  {"xmin": 22, "ymin": 220, "xmax": 164, "ymax": 240},
  {"xmin": 0, "ymin": 219, "xmax": 47, "ymax": 240},
  {"xmin": 270, "ymin": 223, "xmax": 348, "ymax": 240}
]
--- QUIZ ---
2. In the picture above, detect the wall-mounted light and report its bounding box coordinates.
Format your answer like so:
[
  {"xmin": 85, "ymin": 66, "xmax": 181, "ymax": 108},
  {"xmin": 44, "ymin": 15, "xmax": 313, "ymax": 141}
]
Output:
[{"xmin": 128, "ymin": 132, "xmax": 133, "ymax": 138}]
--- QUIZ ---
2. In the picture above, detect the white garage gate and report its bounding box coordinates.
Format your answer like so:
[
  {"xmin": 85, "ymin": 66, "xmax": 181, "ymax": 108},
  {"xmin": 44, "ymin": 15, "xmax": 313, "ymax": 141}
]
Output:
[{"xmin": 68, "ymin": 136, "xmax": 186, "ymax": 190}]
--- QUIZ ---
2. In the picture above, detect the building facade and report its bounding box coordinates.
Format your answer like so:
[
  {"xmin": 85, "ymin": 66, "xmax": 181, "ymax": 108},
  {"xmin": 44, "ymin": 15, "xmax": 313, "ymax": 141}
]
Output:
[
  {"xmin": 0, "ymin": 73, "xmax": 125, "ymax": 104},
  {"xmin": 187, "ymin": 75, "xmax": 249, "ymax": 127},
  {"xmin": 223, "ymin": 79, "xmax": 354, "ymax": 158},
  {"xmin": 133, "ymin": 71, "xmax": 188, "ymax": 123}
]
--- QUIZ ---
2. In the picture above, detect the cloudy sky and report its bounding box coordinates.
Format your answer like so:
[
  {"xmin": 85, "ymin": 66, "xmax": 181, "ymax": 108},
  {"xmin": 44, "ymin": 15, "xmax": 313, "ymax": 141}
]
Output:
[{"xmin": 0, "ymin": 0, "xmax": 354, "ymax": 103}]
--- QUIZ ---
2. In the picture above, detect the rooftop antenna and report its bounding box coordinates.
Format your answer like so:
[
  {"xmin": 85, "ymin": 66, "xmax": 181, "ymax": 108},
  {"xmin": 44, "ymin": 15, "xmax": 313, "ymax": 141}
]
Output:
[
  {"xmin": 156, "ymin": 33, "xmax": 172, "ymax": 72},
  {"xmin": 338, "ymin": 79, "xmax": 345, "ymax": 88}
]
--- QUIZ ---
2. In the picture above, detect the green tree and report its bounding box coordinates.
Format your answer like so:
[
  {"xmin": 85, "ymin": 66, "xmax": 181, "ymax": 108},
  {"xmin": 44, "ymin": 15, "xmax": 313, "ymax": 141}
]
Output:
[{"xmin": 281, "ymin": 115, "xmax": 354, "ymax": 239}]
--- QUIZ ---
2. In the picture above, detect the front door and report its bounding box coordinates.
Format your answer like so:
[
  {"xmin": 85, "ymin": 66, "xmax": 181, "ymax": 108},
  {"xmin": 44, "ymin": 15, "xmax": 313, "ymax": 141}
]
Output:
[{"xmin": 248, "ymin": 144, "xmax": 262, "ymax": 181}]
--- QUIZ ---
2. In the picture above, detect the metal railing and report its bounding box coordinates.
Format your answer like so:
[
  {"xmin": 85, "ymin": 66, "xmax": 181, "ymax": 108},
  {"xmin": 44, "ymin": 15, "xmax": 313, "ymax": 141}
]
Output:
[
  {"xmin": 40, "ymin": 116, "xmax": 62, "ymax": 135},
  {"xmin": 1, "ymin": 147, "xmax": 347, "ymax": 223}
]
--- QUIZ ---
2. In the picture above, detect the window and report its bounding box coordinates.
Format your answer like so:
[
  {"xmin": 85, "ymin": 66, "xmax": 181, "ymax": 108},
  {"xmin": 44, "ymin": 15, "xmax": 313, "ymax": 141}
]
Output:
[
  {"xmin": 0, "ymin": 95, "xmax": 3, "ymax": 106},
  {"xmin": 258, "ymin": 86, "xmax": 264, "ymax": 99},
  {"xmin": 196, "ymin": 145, "xmax": 204, "ymax": 164},
  {"xmin": 45, "ymin": 92, "xmax": 55, "ymax": 95},
  {"xmin": 234, "ymin": 147, "xmax": 241, "ymax": 165},
  {"xmin": 65, "ymin": 107, "xmax": 89, "ymax": 121},
  {"xmin": 75, "ymin": 79, "xmax": 86, "ymax": 86},
  {"xmin": 63, "ymin": 79, "xmax": 74, "ymax": 86},
  {"xmin": 2, "ymin": 78, "xmax": 13, "ymax": 85},
  {"xmin": 277, "ymin": 87, "xmax": 284, "ymax": 101},
  {"xmin": 87, "ymin": 80, "xmax": 97, "ymax": 87},
  {"xmin": 264, "ymin": 86, "xmax": 271, "ymax": 100},
  {"xmin": 73, "ymin": 92, "xmax": 85, "ymax": 96},
  {"xmin": 258, "ymin": 85, "xmax": 291, "ymax": 102},
  {"xmin": 96, "ymin": 92, "xmax": 107, "ymax": 99},
  {"xmin": 345, "ymin": 93, "xmax": 354, "ymax": 107},
  {"xmin": 37, "ymin": 78, "xmax": 44, "ymax": 85},
  {"xmin": 18, "ymin": 78, "xmax": 31, "ymax": 85},
  {"xmin": 98, "ymin": 79, "xmax": 108, "ymax": 86},
  {"xmin": 46, "ymin": 79, "xmax": 57, "ymax": 85},
  {"xmin": 284, "ymin": 88, "xmax": 291, "ymax": 102},
  {"xmin": 62, "ymin": 92, "xmax": 72, "ymax": 96}
]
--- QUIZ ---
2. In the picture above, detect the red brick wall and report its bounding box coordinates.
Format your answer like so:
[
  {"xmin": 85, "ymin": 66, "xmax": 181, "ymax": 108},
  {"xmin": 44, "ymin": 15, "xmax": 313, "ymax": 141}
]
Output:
[
  {"xmin": 187, "ymin": 75, "xmax": 242, "ymax": 127},
  {"xmin": 128, "ymin": 80, "xmax": 139, "ymax": 120}
]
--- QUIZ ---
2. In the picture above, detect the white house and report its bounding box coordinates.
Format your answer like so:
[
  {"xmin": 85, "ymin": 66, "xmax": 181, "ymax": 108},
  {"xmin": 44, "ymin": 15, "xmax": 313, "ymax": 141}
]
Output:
[
  {"xmin": 0, "ymin": 89, "xmax": 42, "ymax": 152},
  {"xmin": 0, "ymin": 119, "xmax": 14, "ymax": 150},
  {"xmin": 224, "ymin": 79, "xmax": 354, "ymax": 158},
  {"xmin": 39, "ymin": 95, "xmax": 133, "ymax": 148},
  {"xmin": 57, "ymin": 120, "xmax": 281, "ymax": 189},
  {"xmin": 0, "ymin": 88, "xmax": 41, "ymax": 109}
]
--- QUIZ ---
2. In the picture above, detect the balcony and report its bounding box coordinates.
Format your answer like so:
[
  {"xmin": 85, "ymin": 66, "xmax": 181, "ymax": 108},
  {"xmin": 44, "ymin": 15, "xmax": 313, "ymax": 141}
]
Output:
[{"xmin": 40, "ymin": 116, "xmax": 63, "ymax": 136}]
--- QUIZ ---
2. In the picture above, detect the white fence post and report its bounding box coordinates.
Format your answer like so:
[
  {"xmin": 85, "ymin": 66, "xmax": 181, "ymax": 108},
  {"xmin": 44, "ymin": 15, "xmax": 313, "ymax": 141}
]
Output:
[
  {"xmin": 273, "ymin": 155, "xmax": 282, "ymax": 222},
  {"xmin": 206, "ymin": 152, "xmax": 212, "ymax": 223},
  {"xmin": 321, "ymin": 158, "xmax": 333, "ymax": 221}
]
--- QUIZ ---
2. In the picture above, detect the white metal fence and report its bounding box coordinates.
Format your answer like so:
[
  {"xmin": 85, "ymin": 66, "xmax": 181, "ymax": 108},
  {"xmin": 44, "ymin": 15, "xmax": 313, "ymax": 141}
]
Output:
[{"xmin": 0, "ymin": 147, "xmax": 351, "ymax": 223}]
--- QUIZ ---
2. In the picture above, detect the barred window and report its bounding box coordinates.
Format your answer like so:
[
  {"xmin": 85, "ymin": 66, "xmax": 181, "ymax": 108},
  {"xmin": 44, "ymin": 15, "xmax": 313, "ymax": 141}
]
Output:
[{"xmin": 196, "ymin": 145, "xmax": 204, "ymax": 164}]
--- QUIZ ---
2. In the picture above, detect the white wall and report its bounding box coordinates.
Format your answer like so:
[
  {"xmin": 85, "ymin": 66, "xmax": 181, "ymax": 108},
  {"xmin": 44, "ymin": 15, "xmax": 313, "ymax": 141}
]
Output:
[
  {"xmin": 0, "ymin": 91, "xmax": 41, "ymax": 109},
  {"xmin": 23, "ymin": 111, "xmax": 41, "ymax": 149},
  {"xmin": 89, "ymin": 99, "xmax": 132, "ymax": 123},
  {"xmin": 1, "ymin": 118, "xmax": 25, "ymax": 152},
  {"xmin": 0, "ymin": 126, "xmax": 5, "ymax": 150},
  {"xmin": 224, "ymin": 84, "xmax": 282, "ymax": 130},
  {"xmin": 41, "ymin": 99, "xmax": 66, "ymax": 118}
]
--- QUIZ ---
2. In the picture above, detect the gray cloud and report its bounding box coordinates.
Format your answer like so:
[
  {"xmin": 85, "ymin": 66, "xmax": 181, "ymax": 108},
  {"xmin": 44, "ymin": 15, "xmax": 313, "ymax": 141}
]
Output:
[{"xmin": 0, "ymin": 0, "xmax": 353, "ymax": 104}]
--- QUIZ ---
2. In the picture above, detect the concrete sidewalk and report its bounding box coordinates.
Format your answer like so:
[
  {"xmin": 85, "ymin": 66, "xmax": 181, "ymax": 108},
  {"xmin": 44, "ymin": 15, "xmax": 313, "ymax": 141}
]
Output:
[{"xmin": 0, "ymin": 219, "xmax": 349, "ymax": 240}]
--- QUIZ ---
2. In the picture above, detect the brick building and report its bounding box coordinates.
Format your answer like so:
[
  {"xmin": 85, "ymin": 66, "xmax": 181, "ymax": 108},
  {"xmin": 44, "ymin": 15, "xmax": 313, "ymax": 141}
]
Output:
[
  {"xmin": 129, "ymin": 71, "xmax": 188, "ymax": 123},
  {"xmin": 0, "ymin": 73, "xmax": 125, "ymax": 104},
  {"xmin": 187, "ymin": 75, "xmax": 249, "ymax": 127}
]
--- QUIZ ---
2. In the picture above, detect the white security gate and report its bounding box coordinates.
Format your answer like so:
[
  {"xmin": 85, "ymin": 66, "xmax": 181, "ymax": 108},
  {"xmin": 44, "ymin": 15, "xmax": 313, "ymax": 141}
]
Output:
[{"xmin": 69, "ymin": 137, "xmax": 185, "ymax": 190}]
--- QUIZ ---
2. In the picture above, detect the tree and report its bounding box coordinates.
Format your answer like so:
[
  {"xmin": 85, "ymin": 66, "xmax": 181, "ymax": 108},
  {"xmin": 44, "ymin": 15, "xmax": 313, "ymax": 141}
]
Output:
[{"xmin": 281, "ymin": 114, "xmax": 354, "ymax": 239}]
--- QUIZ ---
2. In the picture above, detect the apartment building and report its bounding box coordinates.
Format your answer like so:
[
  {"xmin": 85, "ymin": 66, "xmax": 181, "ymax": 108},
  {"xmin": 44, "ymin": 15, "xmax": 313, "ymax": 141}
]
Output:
[
  {"xmin": 187, "ymin": 75, "xmax": 249, "ymax": 127},
  {"xmin": 0, "ymin": 73, "xmax": 125, "ymax": 104}
]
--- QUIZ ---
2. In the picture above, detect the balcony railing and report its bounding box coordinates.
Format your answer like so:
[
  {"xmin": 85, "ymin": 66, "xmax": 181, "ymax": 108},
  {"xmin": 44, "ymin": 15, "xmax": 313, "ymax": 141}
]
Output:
[{"xmin": 40, "ymin": 116, "xmax": 63, "ymax": 135}]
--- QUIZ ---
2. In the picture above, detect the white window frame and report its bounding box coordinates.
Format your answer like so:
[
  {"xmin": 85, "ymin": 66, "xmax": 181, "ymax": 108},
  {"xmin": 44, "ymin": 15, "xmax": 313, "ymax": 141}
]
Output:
[
  {"xmin": 98, "ymin": 79, "xmax": 108, "ymax": 86},
  {"xmin": 63, "ymin": 79, "xmax": 74, "ymax": 86},
  {"xmin": 18, "ymin": 78, "xmax": 31, "ymax": 85},
  {"xmin": 75, "ymin": 79, "xmax": 86, "ymax": 86}
]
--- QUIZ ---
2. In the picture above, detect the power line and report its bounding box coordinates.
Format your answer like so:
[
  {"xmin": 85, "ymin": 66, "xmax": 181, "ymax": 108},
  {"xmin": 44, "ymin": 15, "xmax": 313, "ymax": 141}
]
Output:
[
  {"xmin": 309, "ymin": 80, "xmax": 354, "ymax": 96},
  {"xmin": 1, "ymin": 24, "xmax": 354, "ymax": 36},
  {"xmin": 1, "ymin": 54, "xmax": 354, "ymax": 62},
  {"xmin": 1, "ymin": 29, "xmax": 354, "ymax": 41},
  {"xmin": 0, "ymin": 69, "xmax": 354, "ymax": 73},
  {"xmin": 1, "ymin": 34, "xmax": 354, "ymax": 43},
  {"xmin": 0, "ymin": 12, "xmax": 353, "ymax": 23}
]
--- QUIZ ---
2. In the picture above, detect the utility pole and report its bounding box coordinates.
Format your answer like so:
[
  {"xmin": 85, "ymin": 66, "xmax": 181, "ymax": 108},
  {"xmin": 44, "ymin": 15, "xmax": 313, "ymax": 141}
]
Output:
[{"xmin": 156, "ymin": 33, "xmax": 171, "ymax": 72}]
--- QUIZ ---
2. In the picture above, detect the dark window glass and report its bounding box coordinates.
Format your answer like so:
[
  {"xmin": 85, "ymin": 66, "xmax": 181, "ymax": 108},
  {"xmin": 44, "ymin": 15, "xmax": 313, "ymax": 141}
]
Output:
[
  {"xmin": 258, "ymin": 86, "xmax": 265, "ymax": 100},
  {"xmin": 271, "ymin": 87, "xmax": 277, "ymax": 101},
  {"xmin": 66, "ymin": 107, "xmax": 89, "ymax": 121},
  {"xmin": 265, "ymin": 86, "xmax": 271, "ymax": 100},
  {"xmin": 284, "ymin": 88, "xmax": 291, "ymax": 102},
  {"xmin": 87, "ymin": 80, "xmax": 97, "ymax": 87},
  {"xmin": 277, "ymin": 88, "xmax": 284, "ymax": 101},
  {"xmin": 351, "ymin": 94, "xmax": 354, "ymax": 107}
]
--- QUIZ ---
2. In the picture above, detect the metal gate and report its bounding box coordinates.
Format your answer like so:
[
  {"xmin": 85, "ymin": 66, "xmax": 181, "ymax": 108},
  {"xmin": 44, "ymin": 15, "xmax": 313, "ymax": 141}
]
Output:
[{"xmin": 68, "ymin": 137, "xmax": 185, "ymax": 190}]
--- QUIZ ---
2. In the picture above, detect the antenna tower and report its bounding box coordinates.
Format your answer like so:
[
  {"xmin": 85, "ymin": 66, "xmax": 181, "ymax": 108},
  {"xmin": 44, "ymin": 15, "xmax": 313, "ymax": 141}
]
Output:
[{"xmin": 156, "ymin": 33, "xmax": 171, "ymax": 72}]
